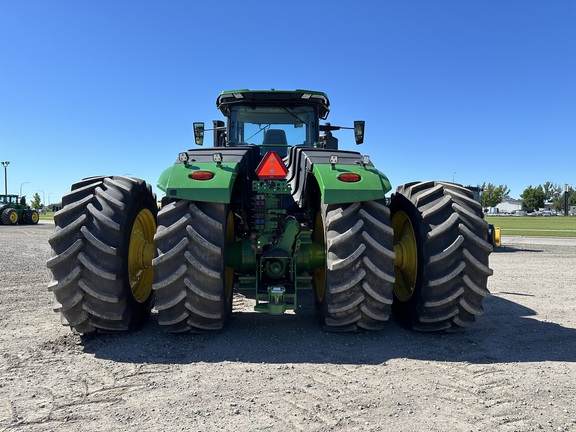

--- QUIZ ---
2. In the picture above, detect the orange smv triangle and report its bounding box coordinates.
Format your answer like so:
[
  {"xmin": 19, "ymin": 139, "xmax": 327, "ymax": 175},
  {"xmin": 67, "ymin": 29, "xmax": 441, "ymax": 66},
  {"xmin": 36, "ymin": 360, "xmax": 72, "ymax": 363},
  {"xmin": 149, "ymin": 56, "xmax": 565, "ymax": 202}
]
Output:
[{"xmin": 255, "ymin": 151, "xmax": 288, "ymax": 180}]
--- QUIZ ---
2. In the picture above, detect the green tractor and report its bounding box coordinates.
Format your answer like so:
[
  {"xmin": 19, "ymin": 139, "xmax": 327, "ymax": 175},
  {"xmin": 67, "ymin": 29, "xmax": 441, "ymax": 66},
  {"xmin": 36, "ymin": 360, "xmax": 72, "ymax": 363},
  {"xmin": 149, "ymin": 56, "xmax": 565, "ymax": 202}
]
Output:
[
  {"xmin": 1, "ymin": 194, "xmax": 40, "ymax": 225},
  {"xmin": 47, "ymin": 89, "xmax": 492, "ymax": 334}
]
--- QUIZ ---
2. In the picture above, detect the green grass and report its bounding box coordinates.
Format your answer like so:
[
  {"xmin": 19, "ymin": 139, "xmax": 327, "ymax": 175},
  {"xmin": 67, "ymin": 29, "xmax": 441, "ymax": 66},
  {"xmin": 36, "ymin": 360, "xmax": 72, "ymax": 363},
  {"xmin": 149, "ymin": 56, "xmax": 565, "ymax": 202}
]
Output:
[
  {"xmin": 39, "ymin": 212, "xmax": 55, "ymax": 221},
  {"xmin": 485, "ymin": 215, "xmax": 576, "ymax": 237}
]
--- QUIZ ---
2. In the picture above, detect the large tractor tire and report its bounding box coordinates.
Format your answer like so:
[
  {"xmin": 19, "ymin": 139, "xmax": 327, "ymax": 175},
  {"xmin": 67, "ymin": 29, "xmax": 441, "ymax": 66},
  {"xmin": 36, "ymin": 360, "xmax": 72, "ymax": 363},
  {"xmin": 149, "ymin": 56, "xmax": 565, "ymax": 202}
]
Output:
[
  {"xmin": 23, "ymin": 209, "xmax": 39, "ymax": 225},
  {"xmin": 1, "ymin": 208, "xmax": 18, "ymax": 225},
  {"xmin": 153, "ymin": 200, "xmax": 234, "ymax": 332},
  {"xmin": 389, "ymin": 181, "xmax": 493, "ymax": 331},
  {"xmin": 314, "ymin": 199, "xmax": 395, "ymax": 331},
  {"xmin": 47, "ymin": 176, "xmax": 157, "ymax": 333}
]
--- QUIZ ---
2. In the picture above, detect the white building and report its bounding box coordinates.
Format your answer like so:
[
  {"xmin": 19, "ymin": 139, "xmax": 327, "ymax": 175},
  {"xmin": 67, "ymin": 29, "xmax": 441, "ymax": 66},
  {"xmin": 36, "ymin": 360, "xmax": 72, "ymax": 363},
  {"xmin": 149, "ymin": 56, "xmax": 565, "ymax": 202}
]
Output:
[{"xmin": 495, "ymin": 199, "xmax": 526, "ymax": 214}]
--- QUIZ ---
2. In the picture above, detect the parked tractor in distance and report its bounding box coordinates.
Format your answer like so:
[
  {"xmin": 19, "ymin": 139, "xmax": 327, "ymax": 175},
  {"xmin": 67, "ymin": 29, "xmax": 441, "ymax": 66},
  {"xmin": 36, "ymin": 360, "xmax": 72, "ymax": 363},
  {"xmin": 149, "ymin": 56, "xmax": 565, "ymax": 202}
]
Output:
[
  {"xmin": 47, "ymin": 89, "xmax": 493, "ymax": 334},
  {"xmin": 1, "ymin": 194, "xmax": 39, "ymax": 225}
]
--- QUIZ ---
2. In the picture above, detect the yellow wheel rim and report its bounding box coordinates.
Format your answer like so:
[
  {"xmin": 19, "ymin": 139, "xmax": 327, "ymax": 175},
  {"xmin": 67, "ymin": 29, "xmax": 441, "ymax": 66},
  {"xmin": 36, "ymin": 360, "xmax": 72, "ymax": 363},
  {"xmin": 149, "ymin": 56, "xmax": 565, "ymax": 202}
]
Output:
[
  {"xmin": 313, "ymin": 211, "xmax": 326, "ymax": 302},
  {"xmin": 31, "ymin": 212, "xmax": 39, "ymax": 224},
  {"xmin": 225, "ymin": 211, "xmax": 235, "ymax": 302},
  {"xmin": 128, "ymin": 208, "xmax": 156, "ymax": 303},
  {"xmin": 9, "ymin": 211, "xmax": 18, "ymax": 224},
  {"xmin": 391, "ymin": 210, "xmax": 418, "ymax": 302}
]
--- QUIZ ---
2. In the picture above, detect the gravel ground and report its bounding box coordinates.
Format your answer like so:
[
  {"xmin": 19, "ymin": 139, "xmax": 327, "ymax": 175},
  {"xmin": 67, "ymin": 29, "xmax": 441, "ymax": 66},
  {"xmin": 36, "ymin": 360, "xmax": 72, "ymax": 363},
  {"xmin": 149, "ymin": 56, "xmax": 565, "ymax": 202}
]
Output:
[{"xmin": 1, "ymin": 221, "xmax": 575, "ymax": 431}]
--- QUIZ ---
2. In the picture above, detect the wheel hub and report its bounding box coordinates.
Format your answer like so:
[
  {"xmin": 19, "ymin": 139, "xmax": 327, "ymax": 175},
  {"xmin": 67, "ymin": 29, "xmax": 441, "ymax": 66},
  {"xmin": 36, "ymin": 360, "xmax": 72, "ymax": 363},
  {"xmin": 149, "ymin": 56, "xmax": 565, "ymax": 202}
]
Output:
[
  {"xmin": 391, "ymin": 211, "xmax": 418, "ymax": 302},
  {"xmin": 128, "ymin": 208, "xmax": 156, "ymax": 303}
]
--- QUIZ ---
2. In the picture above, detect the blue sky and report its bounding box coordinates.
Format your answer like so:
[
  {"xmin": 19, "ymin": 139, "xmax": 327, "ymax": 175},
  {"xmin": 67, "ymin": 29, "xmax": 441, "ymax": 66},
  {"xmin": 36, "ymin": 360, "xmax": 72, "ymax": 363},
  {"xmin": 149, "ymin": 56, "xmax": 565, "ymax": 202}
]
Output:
[{"xmin": 1, "ymin": 1, "xmax": 574, "ymax": 204}]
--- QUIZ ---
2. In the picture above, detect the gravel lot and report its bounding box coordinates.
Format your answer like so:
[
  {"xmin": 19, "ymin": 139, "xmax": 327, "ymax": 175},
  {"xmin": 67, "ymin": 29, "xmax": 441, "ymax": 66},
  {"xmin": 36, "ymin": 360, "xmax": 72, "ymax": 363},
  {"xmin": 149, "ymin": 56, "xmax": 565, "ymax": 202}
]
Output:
[{"xmin": 1, "ymin": 221, "xmax": 575, "ymax": 431}]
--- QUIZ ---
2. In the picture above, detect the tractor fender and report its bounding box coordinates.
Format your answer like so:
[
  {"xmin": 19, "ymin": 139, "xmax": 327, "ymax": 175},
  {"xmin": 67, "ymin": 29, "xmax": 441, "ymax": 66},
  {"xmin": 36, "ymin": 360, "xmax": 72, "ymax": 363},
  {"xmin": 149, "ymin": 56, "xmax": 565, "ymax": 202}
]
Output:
[
  {"xmin": 286, "ymin": 147, "xmax": 392, "ymax": 206},
  {"xmin": 157, "ymin": 146, "xmax": 260, "ymax": 203}
]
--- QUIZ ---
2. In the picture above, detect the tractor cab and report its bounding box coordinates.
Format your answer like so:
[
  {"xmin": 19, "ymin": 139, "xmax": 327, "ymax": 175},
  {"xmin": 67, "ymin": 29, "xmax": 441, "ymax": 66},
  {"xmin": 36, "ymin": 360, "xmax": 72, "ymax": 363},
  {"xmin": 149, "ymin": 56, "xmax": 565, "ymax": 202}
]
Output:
[
  {"xmin": 193, "ymin": 89, "xmax": 364, "ymax": 157},
  {"xmin": 0, "ymin": 194, "xmax": 19, "ymax": 205},
  {"xmin": 226, "ymin": 104, "xmax": 315, "ymax": 157}
]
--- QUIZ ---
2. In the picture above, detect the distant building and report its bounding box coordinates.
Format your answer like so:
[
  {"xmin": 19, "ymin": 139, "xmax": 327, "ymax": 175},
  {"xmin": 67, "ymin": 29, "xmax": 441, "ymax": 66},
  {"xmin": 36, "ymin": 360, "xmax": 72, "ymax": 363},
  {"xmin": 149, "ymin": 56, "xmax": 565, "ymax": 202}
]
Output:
[{"xmin": 495, "ymin": 199, "xmax": 526, "ymax": 214}]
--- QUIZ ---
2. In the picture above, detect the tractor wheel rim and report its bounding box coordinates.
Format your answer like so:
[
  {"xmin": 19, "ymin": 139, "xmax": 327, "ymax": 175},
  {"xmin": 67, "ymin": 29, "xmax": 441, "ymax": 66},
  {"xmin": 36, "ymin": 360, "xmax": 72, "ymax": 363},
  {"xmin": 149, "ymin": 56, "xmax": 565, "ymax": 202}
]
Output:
[
  {"xmin": 9, "ymin": 211, "xmax": 18, "ymax": 224},
  {"xmin": 313, "ymin": 211, "xmax": 326, "ymax": 302},
  {"xmin": 32, "ymin": 212, "xmax": 39, "ymax": 223},
  {"xmin": 128, "ymin": 208, "xmax": 156, "ymax": 303},
  {"xmin": 391, "ymin": 210, "xmax": 418, "ymax": 302}
]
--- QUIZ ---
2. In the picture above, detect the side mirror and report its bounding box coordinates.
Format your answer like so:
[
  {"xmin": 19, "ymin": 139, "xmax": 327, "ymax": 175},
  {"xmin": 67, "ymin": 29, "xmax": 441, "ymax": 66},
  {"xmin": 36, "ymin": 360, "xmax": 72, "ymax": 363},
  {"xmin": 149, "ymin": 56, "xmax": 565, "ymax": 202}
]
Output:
[
  {"xmin": 193, "ymin": 122, "xmax": 205, "ymax": 146},
  {"xmin": 354, "ymin": 121, "xmax": 365, "ymax": 145}
]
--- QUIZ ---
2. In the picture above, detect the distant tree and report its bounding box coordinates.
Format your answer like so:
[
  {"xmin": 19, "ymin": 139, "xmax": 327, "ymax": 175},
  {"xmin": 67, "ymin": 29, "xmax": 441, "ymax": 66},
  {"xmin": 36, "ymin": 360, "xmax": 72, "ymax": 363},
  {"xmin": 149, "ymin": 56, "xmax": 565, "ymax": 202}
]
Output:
[
  {"xmin": 570, "ymin": 189, "xmax": 576, "ymax": 207},
  {"xmin": 31, "ymin": 193, "xmax": 42, "ymax": 209},
  {"xmin": 542, "ymin": 181, "xmax": 557, "ymax": 202},
  {"xmin": 520, "ymin": 185, "xmax": 546, "ymax": 211},
  {"xmin": 543, "ymin": 182, "xmax": 566, "ymax": 210},
  {"xmin": 553, "ymin": 195, "xmax": 565, "ymax": 212},
  {"xmin": 559, "ymin": 187, "xmax": 576, "ymax": 210},
  {"xmin": 552, "ymin": 186, "xmax": 571, "ymax": 212},
  {"xmin": 498, "ymin": 185, "xmax": 511, "ymax": 202},
  {"xmin": 480, "ymin": 182, "xmax": 510, "ymax": 208}
]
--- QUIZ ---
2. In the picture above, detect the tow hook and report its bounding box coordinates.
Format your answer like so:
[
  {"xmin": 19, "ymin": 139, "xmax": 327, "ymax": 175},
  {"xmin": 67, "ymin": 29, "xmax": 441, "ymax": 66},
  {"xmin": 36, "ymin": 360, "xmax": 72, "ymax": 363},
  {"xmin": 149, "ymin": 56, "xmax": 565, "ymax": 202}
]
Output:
[{"xmin": 268, "ymin": 286, "xmax": 286, "ymax": 315}]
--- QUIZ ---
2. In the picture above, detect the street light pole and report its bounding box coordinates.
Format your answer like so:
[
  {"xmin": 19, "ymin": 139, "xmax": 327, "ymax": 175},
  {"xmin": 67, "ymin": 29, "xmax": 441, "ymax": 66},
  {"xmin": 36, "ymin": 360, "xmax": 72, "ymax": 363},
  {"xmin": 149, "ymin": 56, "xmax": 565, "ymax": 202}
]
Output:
[
  {"xmin": 20, "ymin": 181, "xmax": 30, "ymax": 197},
  {"xmin": 1, "ymin": 161, "xmax": 9, "ymax": 195},
  {"xmin": 565, "ymin": 184, "xmax": 569, "ymax": 217}
]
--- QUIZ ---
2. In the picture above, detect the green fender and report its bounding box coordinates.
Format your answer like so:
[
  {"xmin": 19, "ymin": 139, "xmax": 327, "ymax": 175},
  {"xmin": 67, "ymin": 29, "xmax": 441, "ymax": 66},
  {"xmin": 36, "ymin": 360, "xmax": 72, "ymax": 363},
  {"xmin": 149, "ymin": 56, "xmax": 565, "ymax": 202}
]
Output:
[
  {"xmin": 312, "ymin": 164, "xmax": 392, "ymax": 205},
  {"xmin": 157, "ymin": 162, "xmax": 239, "ymax": 203}
]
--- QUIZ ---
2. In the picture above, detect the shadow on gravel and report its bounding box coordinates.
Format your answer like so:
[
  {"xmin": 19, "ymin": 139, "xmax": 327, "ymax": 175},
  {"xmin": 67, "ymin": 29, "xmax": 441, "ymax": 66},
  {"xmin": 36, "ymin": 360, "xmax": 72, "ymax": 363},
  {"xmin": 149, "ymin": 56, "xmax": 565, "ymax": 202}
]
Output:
[
  {"xmin": 76, "ymin": 293, "xmax": 576, "ymax": 367},
  {"xmin": 493, "ymin": 245, "xmax": 544, "ymax": 253}
]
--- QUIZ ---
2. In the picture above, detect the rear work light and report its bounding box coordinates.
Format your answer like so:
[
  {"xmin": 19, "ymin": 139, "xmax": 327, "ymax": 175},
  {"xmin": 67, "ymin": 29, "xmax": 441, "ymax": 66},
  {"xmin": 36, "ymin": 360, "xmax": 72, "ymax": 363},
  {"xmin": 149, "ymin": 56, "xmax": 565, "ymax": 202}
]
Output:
[
  {"xmin": 255, "ymin": 151, "xmax": 288, "ymax": 180},
  {"xmin": 189, "ymin": 170, "xmax": 215, "ymax": 181},
  {"xmin": 337, "ymin": 172, "xmax": 361, "ymax": 183}
]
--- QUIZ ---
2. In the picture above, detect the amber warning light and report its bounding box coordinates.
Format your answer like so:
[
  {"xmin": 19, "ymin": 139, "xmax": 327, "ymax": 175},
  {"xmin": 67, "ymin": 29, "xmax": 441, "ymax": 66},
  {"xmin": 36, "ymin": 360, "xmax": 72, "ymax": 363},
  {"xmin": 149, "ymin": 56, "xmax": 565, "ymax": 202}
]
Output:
[{"xmin": 255, "ymin": 152, "xmax": 288, "ymax": 180}]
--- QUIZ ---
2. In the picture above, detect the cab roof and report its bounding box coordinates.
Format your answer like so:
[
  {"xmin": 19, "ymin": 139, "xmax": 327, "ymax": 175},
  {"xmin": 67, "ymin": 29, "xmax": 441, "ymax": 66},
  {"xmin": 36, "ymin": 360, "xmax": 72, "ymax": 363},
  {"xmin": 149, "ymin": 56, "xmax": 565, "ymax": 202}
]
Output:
[{"xmin": 216, "ymin": 89, "xmax": 330, "ymax": 119}]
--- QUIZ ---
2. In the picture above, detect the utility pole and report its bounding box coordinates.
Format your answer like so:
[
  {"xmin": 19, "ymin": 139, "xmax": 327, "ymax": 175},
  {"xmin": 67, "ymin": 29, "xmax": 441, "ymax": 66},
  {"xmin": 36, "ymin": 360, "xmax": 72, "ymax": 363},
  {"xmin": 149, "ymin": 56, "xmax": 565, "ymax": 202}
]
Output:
[
  {"xmin": 38, "ymin": 190, "xmax": 45, "ymax": 207},
  {"xmin": 1, "ymin": 161, "xmax": 9, "ymax": 195},
  {"xmin": 565, "ymin": 184, "xmax": 569, "ymax": 216}
]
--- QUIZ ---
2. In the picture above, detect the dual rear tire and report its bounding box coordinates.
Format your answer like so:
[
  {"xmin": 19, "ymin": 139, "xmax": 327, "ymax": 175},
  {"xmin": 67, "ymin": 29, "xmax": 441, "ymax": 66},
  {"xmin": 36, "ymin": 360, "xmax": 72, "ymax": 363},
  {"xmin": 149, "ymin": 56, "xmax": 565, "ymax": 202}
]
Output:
[
  {"xmin": 23, "ymin": 209, "xmax": 40, "ymax": 224},
  {"xmin": 1, "ymin": 208, "xmax": 18, "ymax": 225},
  {"xmin": 152, "ymin": 200, "xmax": 234, "ymax": 332},
  {"xmin": 315, "ymin": 181, "xmax": 493, "ymax": 332},
  {"xmin": 47, "ymin": 176, "xmax": 157, "ymax": 333},
  {"xmin": 389, "ymin": 181, "xmax": 493, "ymax": 330},
  {"xmin": 314, "ymin": 199, "xmax": 395, "ymax": 331}
]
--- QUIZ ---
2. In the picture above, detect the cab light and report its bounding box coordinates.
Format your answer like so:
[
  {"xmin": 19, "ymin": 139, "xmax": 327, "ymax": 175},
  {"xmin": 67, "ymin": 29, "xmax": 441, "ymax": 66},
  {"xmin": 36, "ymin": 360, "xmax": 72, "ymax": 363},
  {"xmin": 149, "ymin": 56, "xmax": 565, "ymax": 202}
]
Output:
[
  {"xmin": 189, "ymin": 171, "xmax": 215, "ymax": 181},
  {"xmin": 337, "ymin": 173, "xmax": 361, "ymax": 183}
]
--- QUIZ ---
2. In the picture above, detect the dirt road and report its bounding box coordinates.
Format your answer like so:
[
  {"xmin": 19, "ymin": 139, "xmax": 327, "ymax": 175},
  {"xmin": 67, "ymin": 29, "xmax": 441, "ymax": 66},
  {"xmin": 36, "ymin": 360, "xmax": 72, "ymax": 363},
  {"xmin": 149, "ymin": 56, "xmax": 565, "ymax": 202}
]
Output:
[{"xmin": 1, "ymin": 222, "xmax": 575, "ymax": 431}]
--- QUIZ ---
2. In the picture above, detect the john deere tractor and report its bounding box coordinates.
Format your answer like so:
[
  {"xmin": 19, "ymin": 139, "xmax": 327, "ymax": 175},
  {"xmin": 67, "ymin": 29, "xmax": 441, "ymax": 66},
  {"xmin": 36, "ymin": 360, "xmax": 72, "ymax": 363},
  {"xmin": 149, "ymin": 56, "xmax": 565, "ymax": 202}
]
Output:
[
  {"xmin": 1, "ymin": 194, "xmax": 39, "ymax": 225},
  {"xmin": 47, "ymin": 89, "xmax": 492, "ymax": 334}
]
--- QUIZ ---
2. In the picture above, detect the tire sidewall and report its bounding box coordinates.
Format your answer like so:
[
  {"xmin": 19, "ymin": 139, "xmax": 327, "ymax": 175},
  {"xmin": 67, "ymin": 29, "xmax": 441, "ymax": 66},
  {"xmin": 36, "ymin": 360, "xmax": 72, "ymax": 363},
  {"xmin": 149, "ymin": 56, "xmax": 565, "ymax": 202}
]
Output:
[
  {"xmin": 389, "ymin": 192, "xmax": 426, "ymax": 327},
  {"xmin": 119, "ymin": 178, "xmax": 158, "ymax": 330}
]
